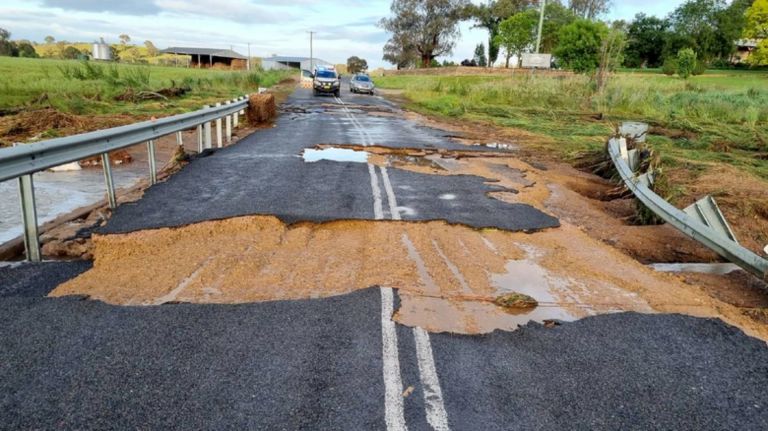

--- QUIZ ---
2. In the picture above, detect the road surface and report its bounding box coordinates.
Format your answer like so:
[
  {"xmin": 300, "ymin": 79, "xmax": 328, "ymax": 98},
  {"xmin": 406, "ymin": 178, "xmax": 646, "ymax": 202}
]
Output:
[{"xmin": 1, "ymin": 84, "xmax": 768, "ymax": 430}]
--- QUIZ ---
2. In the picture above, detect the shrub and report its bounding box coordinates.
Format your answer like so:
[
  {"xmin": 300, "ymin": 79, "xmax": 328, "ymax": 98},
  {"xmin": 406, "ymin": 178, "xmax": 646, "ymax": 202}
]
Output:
[
  {"xmin": 554, "ymin": 19, "xmax": 609, "ymax": 74},
  {"xmin": 661, "ymin": 58, "xmax": 677, "ymax": 76},
  {"xmin": 676, "ymin": 48, "xmax": 697, "ymax": 79},
  {"xmin": 692, "ymin": 60, "xmax": 707, "ymax": 76}
]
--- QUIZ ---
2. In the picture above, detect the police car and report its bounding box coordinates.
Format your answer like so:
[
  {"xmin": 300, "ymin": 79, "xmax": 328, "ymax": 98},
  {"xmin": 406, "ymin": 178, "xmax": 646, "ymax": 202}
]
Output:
[{"xmin": 312, "ymin": 66, "xmax": 341, "ymax": 97}]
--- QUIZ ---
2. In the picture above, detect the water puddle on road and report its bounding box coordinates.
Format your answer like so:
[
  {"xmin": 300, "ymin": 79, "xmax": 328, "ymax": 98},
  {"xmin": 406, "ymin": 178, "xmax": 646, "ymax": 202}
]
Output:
[
  {"xmin": 396, "ymin": 243, "xmax": 577, "ymax": 333},
  {"xmin": 302, "ymin": 147, "xmax": 370, "ymax": 163}
]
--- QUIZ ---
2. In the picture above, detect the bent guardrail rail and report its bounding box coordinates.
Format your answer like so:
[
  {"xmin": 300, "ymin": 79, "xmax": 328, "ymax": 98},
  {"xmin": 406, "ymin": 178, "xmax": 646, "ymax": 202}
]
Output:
[
  {"xmin": 608, "ymin": 137, "xmax": 768, "ymax": 280},
  {"xmin": 0, "ymin": 95, "xmax": 249, "ymax": 261}
]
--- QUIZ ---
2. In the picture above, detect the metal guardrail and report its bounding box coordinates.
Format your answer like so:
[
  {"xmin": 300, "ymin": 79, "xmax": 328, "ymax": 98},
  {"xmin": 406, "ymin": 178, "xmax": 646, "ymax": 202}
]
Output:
[
  {"xmin": 608, "ymin": 137, "xmax": 768, "ymax": 280},
  {"xmin": 0, "ymin": 95, "xmax": 250, "ymax": 261}
]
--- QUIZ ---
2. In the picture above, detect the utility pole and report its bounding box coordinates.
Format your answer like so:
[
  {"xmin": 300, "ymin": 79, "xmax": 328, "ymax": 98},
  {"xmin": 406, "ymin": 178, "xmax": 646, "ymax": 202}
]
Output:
[
  {"xmin": 308, "ymin": 31, "xmax": 315, "ymax": 72},
  {"xmin": 247, "ymin": 42, "xmax": 251, "ymax": 71},
  {"xmin": 536, "ymin": 0, "xmax": 546, "ymax": 53}
]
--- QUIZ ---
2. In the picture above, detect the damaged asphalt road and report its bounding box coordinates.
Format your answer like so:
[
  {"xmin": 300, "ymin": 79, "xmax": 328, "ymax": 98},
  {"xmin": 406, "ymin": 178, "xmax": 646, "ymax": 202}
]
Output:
[
  {"xmin": 98, "ymin": 87, "xmax": 558, "ymax": 234},
  {"xmin": 3, "ymin": 86, "xmax": 768, "ymax": 429}
]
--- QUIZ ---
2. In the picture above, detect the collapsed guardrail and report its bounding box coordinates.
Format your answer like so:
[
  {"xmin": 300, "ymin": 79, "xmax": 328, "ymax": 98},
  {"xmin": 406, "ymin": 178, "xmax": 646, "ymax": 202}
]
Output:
[
  {"xmin": 0, "ymin": 95, "xmax": 249, "ymax": 262},
  {"xmin": 608, "ymin": 124, "xmax": 768, "ymax": 280}
]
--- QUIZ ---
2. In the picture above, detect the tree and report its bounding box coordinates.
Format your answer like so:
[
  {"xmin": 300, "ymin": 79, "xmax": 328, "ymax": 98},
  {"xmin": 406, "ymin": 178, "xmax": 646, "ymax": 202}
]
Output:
[
  {"xmin": 623, "ymin": 13, "xmax": 669, "ymax": 67},
  {"xmin": 381, "ymin": 0, "xmax": 468, "ymax": 68},
  {"xmin": 61, "ymin": 46, "xmax": 82, "ymax": 60},
  {"xmin": 44, "ymin": 35, "xmax": 55, "ymax": 44},
  {"xmin": 568, "ymin": 0, "xmax": 611, "ymax": 19},
  {"xmin": 465, "ymin": 0, "xmax": 534, "ymax": 66},
  {"xmin": 553, "ymin": 19, "xmax": 608, "ymax": 73},
  {"xmin": 713, "ymin": 0, "xmax": 754, "ymax": 60},
  {"xmin": 494, "ymin": 9, "xmax": 539, "ymax": 67},
  {"xmin": 676, "ymin": 48, "xmax": 697, "ymax": 78},
  {"xmin": 382, "ymin": 33, "xmax": 418, "ymax": 69},
  {"xmin": 595, "ymin": 25, "xmax": 626, "ymax": 90},
  {"xmin": 144, "ymin": 40, "xmax": 159, "ymax": 56},
  {"xmin": 666, "ymin": 0, "xmax": 741, "ymax": 62},
  {"xmin": 474, "ymin": 42, "xmax": 488, "ymax": 66},
  {"xmin": 347, "ymin": 56, "xmax": 369, "ymax": 73},
  {"xmin": 119, "ymin": 34, "xmax": 131, "ymax": 45},
  {"xmin": 540, "ymin": 1, "xmax": 579, "ymax": 53},
  {"xmin": 0, "ymin": 27, "xmax": 17, "ymax": 57},
  {"xmin": 744, "ymin": 0, "xmax": 768, "ymax": 65},
  {"xmin": 16, "ymin": 41, "xmax": 38, "ymax": 58}
]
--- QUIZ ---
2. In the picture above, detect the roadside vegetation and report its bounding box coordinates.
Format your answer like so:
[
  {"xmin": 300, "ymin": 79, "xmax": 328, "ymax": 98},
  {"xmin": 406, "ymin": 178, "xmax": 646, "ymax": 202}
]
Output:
[
  {"xmin": 0, "ymin": 57, "xmax": 292, "ymax": 116},
  {"xmin": 376, "ymin": 69, "xmax": 768, "ymax": 198},
  {"xmin": 0, "ymin": 57, "xmax": 294, "ymax": 146}
]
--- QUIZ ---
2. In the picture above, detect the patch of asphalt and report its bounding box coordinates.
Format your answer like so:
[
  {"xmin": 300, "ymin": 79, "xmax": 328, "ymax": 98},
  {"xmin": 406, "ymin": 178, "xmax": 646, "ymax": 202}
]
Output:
[
  {"xmin": 431, "ymin": 312, "xmax": 768, "ymax": 430},
  {"xmin": 2, "ymin": 286, "xmax": 766, "ymax": 429},
  {"xmin": 0, "ymin": 261, "xmax": 92, "ymax": 298},
  {"xmin": 99, "ymin": 87, "xmax": 558, "ymax": 235},
  {"xmin": 0, "ymin": 288, "xmax": 386, "ymax": 430}
]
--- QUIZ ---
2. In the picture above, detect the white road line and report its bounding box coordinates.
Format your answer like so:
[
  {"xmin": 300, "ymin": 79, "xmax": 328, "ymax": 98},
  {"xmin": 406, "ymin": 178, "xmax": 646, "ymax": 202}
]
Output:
[
  {"xmin": 336, "ymin": 94, "xmax": 450, "ymax": 430},
  {"xmin": 380, "ymin": 286, "xmax": 408, "ymax": 431},
  {"xmin": 379, "ymin": 167, "xmax": 401, "ymax": 221},
  {"xmin": 413, "ymin": 327, "xmax": 450, "ymax": 431},
  {"xmin": 369, "ymin": 164, "xmax": 385, "ymax": 220},
  {"xmin": 336, "ymin": 96, "xmax": 407, "ymax": 429},
  {"xmin": 431, "ymin": 240, "xmax": 470, "ymax": 294}
]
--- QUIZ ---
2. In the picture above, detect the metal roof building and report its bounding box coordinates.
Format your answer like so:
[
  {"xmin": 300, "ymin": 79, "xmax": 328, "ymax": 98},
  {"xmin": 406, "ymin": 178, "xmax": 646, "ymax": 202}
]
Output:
[
  {"xmin": 161, "ymin": 47, "xmax": 248, "ymax": 69},
  {"xmin": 261, "ymin": 55, "xmax": 332, "ymax": 72}
]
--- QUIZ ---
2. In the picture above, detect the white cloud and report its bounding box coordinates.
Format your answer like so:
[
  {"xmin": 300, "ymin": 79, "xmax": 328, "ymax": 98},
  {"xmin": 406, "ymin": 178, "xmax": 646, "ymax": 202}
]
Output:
[{"xmin": 1, "ymin": 0, "xmax": 692, "ymax": 69}]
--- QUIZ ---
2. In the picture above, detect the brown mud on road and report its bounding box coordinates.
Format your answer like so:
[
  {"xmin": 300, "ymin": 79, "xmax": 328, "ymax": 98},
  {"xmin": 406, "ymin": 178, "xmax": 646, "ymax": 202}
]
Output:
[{"xmin": 53, "ymin": 213, "xmax": 768, "ymax": 339}]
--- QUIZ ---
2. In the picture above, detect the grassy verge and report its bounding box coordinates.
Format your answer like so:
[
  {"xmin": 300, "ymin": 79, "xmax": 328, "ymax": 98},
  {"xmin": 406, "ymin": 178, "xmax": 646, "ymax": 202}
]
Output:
[
  {"xmin": 376, "ymin": 70, "xmax": 768, "ymax": 183},
  {"xmin": 0, "ymin": 57, "xmax": 294, "ymax": 116}
]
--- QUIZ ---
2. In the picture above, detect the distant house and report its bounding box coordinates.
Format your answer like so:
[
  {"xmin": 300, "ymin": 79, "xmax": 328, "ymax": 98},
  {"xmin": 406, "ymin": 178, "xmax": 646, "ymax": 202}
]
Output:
[
  {"xmin": 261, "ymin": 56, "xmax": 332, "ymax": 72},
  {"xmin": 160, "ymin": 47, "xmax": 248, "ymax": 70},
  {"xmin": 733, "ymin": 39, "xmax": 760, "ymax": 63}
]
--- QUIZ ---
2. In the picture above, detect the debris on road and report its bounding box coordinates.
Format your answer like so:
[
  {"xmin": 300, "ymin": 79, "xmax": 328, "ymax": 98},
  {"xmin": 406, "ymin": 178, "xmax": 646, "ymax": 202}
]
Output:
[
  {"xmin": 494, "ymin": 293, "xmax": 538, "ymax": 310},
  {"xmin": 247, "ymin": 93, "xmax": 276, "ymax": 124}
]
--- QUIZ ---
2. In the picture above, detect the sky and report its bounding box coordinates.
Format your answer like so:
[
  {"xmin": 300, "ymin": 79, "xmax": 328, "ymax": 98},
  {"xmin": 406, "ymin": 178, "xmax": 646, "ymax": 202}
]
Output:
[{"xmin": 0, "ymin": 0, "xmax": 689, "ymax": 69}]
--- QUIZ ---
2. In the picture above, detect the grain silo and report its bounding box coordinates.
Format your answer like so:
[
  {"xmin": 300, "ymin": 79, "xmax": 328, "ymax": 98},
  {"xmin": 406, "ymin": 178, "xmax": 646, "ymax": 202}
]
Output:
[{"xmin": 92, "ymin": 38, "xmax": 112, "ymax": 61}]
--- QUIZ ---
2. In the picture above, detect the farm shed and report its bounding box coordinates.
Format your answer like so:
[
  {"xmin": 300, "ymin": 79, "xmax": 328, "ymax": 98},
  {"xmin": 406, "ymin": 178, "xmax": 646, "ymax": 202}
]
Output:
[
  {"xmin": 160, "ymin": 47, "xmax": 248, "ymax": 70},
  {"xmin": 261, "ymin": 56, "xmax": 332, "ymax": 72}
]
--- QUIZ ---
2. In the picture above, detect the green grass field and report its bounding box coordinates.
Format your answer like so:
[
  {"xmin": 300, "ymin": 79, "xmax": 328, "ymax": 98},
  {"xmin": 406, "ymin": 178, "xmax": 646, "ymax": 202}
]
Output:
[
  {"xmin": 376, "ymin": 70, "xmax": 768, "ymax": 182},
  {"xmin": 0, "ymin": 57, "xmax": 294, "ymax": 116}
]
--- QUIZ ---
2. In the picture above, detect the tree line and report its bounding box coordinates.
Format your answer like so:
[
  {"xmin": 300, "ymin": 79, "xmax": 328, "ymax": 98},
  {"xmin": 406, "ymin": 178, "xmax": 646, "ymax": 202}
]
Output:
[
  {"xmin": 0, "ymin": 30, "xmax": 177, "ymax": 64},
  {"xmin": 380, "ymin": 0, "xmax": 768, "ymax": 70}
]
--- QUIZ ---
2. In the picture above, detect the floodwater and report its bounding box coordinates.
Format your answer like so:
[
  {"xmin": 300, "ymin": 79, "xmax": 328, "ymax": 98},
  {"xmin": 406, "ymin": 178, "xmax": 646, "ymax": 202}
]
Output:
[
  {"xmin": 0, "ymin": 167, "xmax": 145, "ymax": 244},
  {"xmin": 302, "ymin": 147, "xmax": 370, "ymax": 163}
]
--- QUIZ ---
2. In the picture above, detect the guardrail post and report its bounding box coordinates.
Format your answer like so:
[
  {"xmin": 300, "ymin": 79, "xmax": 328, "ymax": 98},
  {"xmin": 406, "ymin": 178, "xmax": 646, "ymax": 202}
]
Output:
[
  {"xmin": 176, "ymin": 131, "xmax": 183, "ymax": 147},
  {"xmin": 233, "ymin": 99, "xmax": 239, "ymax": 128},
  {"xmin": 101, "ymin": 153, "xmax": 117, "ymax": 209},
  {"xmin": 18, "ymin": 174, "xmax": 41, "ymax": 262},
  {"xmin": 203, "ymin": 105, "xmax": 212, "ymax": 149},
  {"xmin": 196, "ymin": 125, "xmax": 203, "ymax": 153},
  {"xmin": 215, "ymin": 102, "xmax": 223, "ymax": 148},
  {"xmin": 225, "ymin": 101, "xmax": 232, "ymax": 143},
  {"xmin": 147, "ymin": 140, "xmax": 157, "ymax": 185},
  {"xmin": 240, "ymin": 95, "xmax": 247, "ymax": 115}
]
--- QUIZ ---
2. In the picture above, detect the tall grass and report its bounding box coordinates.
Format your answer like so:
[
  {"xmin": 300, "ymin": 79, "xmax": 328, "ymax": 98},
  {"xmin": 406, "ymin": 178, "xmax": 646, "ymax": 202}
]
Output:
[
  {"xmin": 376, "ymin": 71, "xmax": 768, "ymax": 180},
  {"xmin": 0, "ymin": 57, "xmax": 293, "ymax": 115}
]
